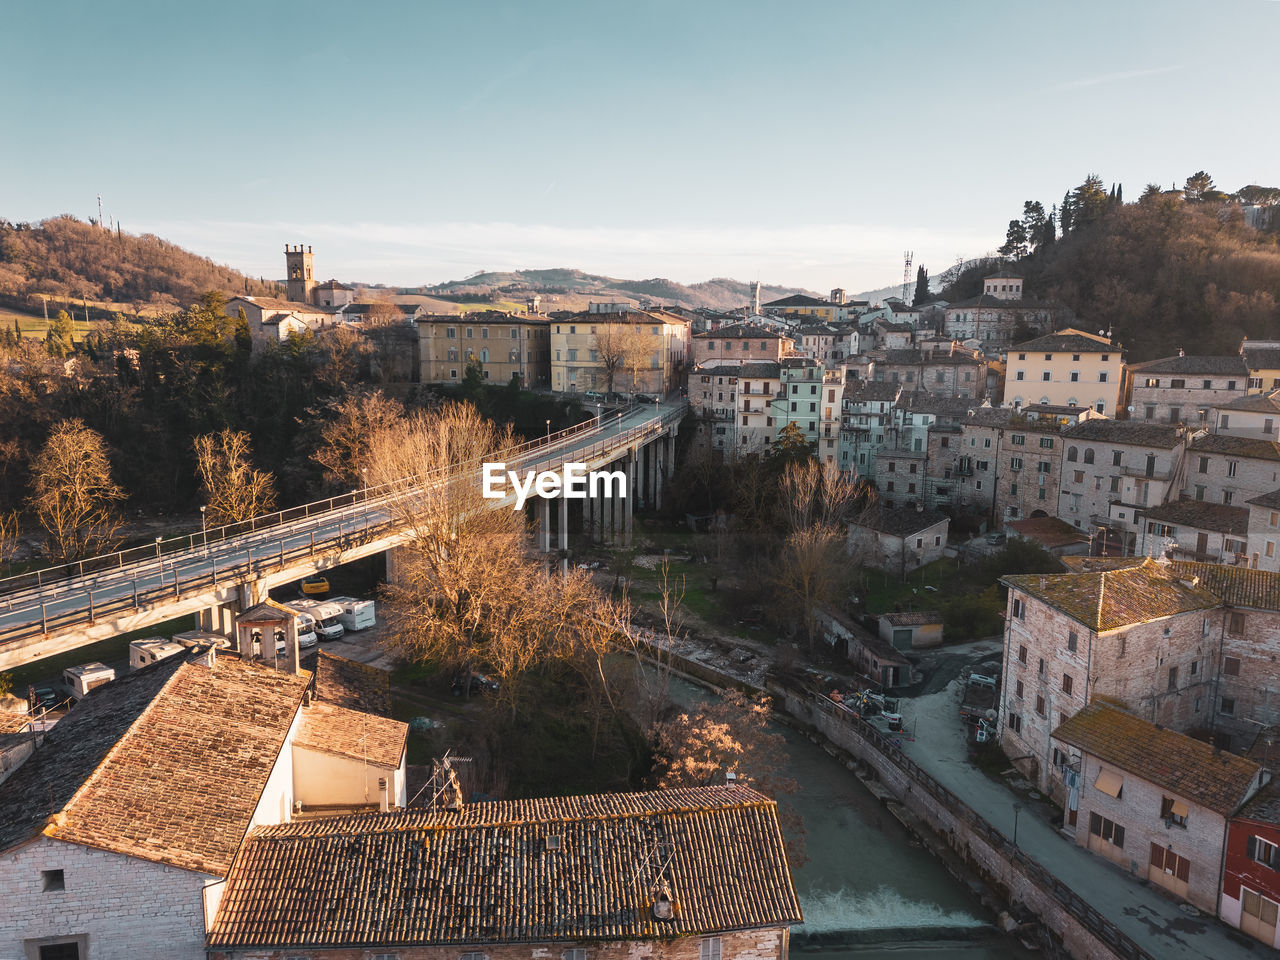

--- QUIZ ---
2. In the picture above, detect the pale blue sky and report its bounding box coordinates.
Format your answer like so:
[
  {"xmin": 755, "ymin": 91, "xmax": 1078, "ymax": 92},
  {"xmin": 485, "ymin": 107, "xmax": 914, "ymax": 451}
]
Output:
[{"xmin": 3, "ymin": 0, "xmax": 1277, "ymax": 292}]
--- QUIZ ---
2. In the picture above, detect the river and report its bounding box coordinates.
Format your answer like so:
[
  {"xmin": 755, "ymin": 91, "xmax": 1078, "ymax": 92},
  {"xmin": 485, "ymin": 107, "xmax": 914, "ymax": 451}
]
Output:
[{"xmin": 664, "ymin": 675, "xmax": 1035, "ymax": 959}]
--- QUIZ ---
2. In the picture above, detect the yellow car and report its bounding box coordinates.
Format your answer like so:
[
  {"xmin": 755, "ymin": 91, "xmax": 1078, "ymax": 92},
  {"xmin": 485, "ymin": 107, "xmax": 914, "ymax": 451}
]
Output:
[{"xmin": 300, "ymin": 575, "xmax": 330, "ymax": 596}]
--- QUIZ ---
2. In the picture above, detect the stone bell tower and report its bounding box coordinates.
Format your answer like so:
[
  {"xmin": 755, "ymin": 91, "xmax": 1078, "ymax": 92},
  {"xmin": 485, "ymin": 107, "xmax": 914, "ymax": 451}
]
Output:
[{"xmin": 285, "ymin": 244, "xmax": 316, "ymax": 304}]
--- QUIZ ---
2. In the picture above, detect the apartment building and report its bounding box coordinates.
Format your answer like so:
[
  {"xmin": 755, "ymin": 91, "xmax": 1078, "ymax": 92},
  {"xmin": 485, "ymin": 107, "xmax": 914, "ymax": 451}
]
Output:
[
  {"xmin": 1240, "ymin": 339, "xmax": 1280, "ymax": 394},
  {"xmin": 1210, "ymin": 391, "xmax": 1280, "ymax": 439},
  {"xmin": 1184, "ymin": 434, "xmax": 1280, "ymax": 506},
  {"xmin": 772, "ymin": 358, "xmax": 843, "ymax": 466},
  {"xmin": 1001, "ymin": 329, "xmax": 1125, "ymax": 416},
  {"xmin": 691, "ymin": 323, "xmax": 789, "ymax": 365},
  {"xmin": 417, "ymin": 311, "xmax": 551, "ymax": 386},
  {"xmin": 550, "ymin": 309, "xmax": 690, "ymax": 396},
  {"xmin": 1137, "ymin": 498, "xmax": 1249, "ymax": 564},
  {"xmin": 1128, "ymin": 353, "xmax": 1248, "ymax": 424}
]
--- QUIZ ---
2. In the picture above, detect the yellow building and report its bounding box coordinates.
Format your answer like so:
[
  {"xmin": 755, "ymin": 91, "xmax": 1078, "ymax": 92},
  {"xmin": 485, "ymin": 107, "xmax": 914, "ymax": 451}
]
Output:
[
  {"xmin": 417, "ymin": 311, "xmax": 551, "ymax": 386},
  {"xmin": 1001, "ymin": 328, "xmax": 1125, "ymax": 416},
  {"xmin": 761, "ymin": 293, "xmax": 839, "ymax": 323},
  {"xmin": 1241, "ymin": 340, "xmax": 1280, "ymax": 394},
  {"xmin": 550, "ymin": 309, "xmax": 690, "ymax": 396}
]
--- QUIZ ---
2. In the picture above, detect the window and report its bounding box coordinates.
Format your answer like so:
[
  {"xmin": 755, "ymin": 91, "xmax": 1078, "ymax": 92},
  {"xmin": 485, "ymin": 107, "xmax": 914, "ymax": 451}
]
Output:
[
  {"xmin": 460, "ymin": 953, "xmax": 488, "ymax": 960},
  {"xmin": 1098, "ymin": 371, "xmax": 1109, "ymax": 383},
  {"xmin": 1229, "ymin": 460, "xmax": 1239, "ymax": 478},
  {"xmin": 1160, "ymin": 796, "xmax": 1189, "ymax": 827},
  {"xmin": 563, "ymin": 951, "xmax": 588, "ymax": 960},
  {"xmin": 1168, "ymin": 666, "xmax": 1178, "ymax": 692},
  {"xmin": 1016, "ymin": 679, "xmax": 1024, "ymax": 698},
  {"xmin": 1018, "ymin": 643, "xmax": 1028, "ymax": 663},
  {"xmin": 1042, "ymin": 371, "xmax": 1051, "ymax": 381},
  {"xmin": 1013, "ymin": 599, "xmax": 1026, "ymax": 621},
  {"xmin": 1008, "ymin": 713, "xmax": 1022, "ymax": 733},
  {"xmin": 1011, "ymin": 434, "xmax": 1025, "ymax": 446},
  {"xmin": 1035, "ymin": 694, "xmax": 1046, "ymax": 716},
  {"xmin": 1249, "ymin": 835, "xmax": 1280, "ymax": 871},
  {"xmin": 1067, "ymin": 446, "xmax": 1078, "ymax": 462},
  {"xmin": 1083, "ymin": 448, "xmax": 1095, "ymax": 465},
  {"xmin": 1094, "ymin": 769, "xmax": 1124, "ymax": 799},
  {"xmin": 1150, "ymin": 844, "xmax": 1191, "ymax": 883},
  {"xmin": 38, "ymin": 945, "xmax": 83, "ymax": 960},
  {"xmin": 1228, "ymin": 613, "xmax": 1245, "ymax": 636},
  {"xmin": 1249, "ymin": 378, "xmax": 1263, "ymax": 390},
  {"xmin": 1067, "ymin": 631, "xmax": 1077, "ymax": 652},
  {"xmin": 1221, "ymin": 697, "xmax": 1236, "ymax": 716},
  {"xmin": 1223, "ymin": 415, "xmax": 1231, "ymax": 429},
  {"xmin": 42, "ymin": 868, "xmax": 65, "ymax": 892},
  {"xmin": 1015, "ymin": 370, "xmax": 1025, "ymax": 381},
  {"xmin": 1038, "ymin": 657, "xmax": 1046, "ymax": 677},
  {"xmin": 1040, "ymin": 437, "xmax": 1054, "ymax": 449},
  {"xmin": 700, "ymin": 938, "xmax": 722, "ymax": 960},
  {"xmin": 1089, "ymin": 812, "xmax": 1124, "ymax": 847},
  {"xmin": 1062, "ymin": 674, "xmax": 1074, "ymax": 695}
]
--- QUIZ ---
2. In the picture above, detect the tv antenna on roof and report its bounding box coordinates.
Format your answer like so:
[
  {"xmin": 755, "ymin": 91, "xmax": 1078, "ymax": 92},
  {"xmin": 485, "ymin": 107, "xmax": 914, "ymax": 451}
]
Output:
[{"xmin": 410, "ymin": 750, "xmax": 472, "ymax": 811}]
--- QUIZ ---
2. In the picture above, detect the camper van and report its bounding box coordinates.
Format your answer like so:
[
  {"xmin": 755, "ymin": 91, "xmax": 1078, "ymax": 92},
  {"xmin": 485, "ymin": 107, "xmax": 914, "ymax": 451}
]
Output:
[
  {"xmin": 329, "ymin": 596, "xmax": 376, "ymax": 632},
  {"xmin": 274, "ymin": 605, "xmax": 320, "ymax": 648},
  {"xmin": 62, "ymin": 662, "xmax": 116, "ymax": 699},
  {"xmin": 288, "ymin": 599, "xmax": 346, "ymax": 641},
  {"xmin": 129, "ymin": 637, "xmax": 187, "ymax": 671}
]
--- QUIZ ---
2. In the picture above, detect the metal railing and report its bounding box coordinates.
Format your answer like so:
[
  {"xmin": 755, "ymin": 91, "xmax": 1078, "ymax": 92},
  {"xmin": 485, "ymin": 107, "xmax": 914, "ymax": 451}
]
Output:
[
  {"xmin": 810, "ymin": 694, "xmax": 1156, "ymax": 960},
  {"xmin": 0, "ymin": 405, "xmax": 686, "ymax": 649}
]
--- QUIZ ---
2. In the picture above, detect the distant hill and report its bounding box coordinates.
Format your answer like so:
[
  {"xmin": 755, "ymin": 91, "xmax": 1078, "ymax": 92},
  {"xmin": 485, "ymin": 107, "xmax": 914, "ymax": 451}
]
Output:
[
  {"xmin": 0, "ymin": 215, "xmax": 281, "ymax": 317},
  {"xmin": 939, "ymin": 182, "xmax": 1280, "ymax": 361},
  {"xmin": 422, "ymin": 268, "xmax": 812, "ymax": 313}
]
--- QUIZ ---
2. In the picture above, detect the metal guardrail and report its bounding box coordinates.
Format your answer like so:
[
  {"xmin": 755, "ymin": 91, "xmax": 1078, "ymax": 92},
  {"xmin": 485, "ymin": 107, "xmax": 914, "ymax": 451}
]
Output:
[
  {"xmin": 811, "ymin": 695, "xmax": 1156, "ymax": 960},
  {"xmin": 0, "ymin": 405, "xmax": 687, "ymax": 648}
]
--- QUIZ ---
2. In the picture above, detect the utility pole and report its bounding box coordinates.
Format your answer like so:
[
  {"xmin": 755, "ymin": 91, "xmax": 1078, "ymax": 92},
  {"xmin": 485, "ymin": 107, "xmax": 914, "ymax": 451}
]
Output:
[{"xmin": 97, "ymin": 195, "xmax": 103, "ymax": 228}]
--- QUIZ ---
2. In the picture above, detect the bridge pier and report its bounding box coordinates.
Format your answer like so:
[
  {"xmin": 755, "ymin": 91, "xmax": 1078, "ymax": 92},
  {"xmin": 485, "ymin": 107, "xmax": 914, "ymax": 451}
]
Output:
[
  {"xmin": 558, "ymin": 498, "xmax": 569, "ymax": 575},
  {"xmin": 197, "ymin": 602, "xmax": 238, "ymax": 638},
  {"xmin": 624, "ymin": 451, "xmax": 635, "ymax": 548}
]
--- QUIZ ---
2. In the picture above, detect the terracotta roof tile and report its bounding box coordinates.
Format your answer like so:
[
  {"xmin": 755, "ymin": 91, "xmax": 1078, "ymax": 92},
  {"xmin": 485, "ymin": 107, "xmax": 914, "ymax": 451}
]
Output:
[
  {"xmin": 1003, "ymin": 558, "xmax": 1220, "ymax": 631},
  {"xmin": 313, "ymin": 650, "xmax": 393, "ymax": 717},
  {"xmin": 1188, "ymin": 434, "xmax": 1280, "ymax": 461},
  {"xmin": 1007, "ymin": 516, "xmax": 1091, "ymax": 548},
  {"xmin": 1167, "ymin": 561, "xmax": 1280, "ymax": 611},
  {"xmin": 0, "ymin": 654, "xmax": 310, "ymax": 875},
  {"xmin": 1141, "ymin": 498, "xmax": 1248, "ymax": 535},
  {"xmin": 1247, "ymin": 488, "xmax": 1280, "ymax": 510},
  {"xmin": 1062, "ymin": 419, "xmax": 1184, "ymax": 448},
  {"xmin": 880, "ymin": 611, "xmax": 941, "ymax": 627},
  {"xmin": 1052, "ymin": 703, "xmax": 1260, "ymax": 815},
  {"xmin": 1128, "ymin": 354, "xmax": 1248, "ymax": 376},
  {"xmin": 295, "ymin": 701, "xmax": 406, "ymax": 768},
  {"xmin": 207, "ymin": 785, "xmax": 802, "ymax": 948},
  {"xmin": 1011, "ymin": 328, "xmax": 1113, "ymax": 353}
]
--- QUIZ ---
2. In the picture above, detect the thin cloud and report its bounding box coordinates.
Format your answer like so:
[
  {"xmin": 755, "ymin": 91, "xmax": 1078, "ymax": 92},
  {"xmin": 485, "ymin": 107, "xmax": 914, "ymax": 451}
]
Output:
[
  {"xmin": 1049, "ymin": 64, "xmax": 1183, "ymax": 92},
  {"xmin": 134, "ymin": 218, "xmax": 995, "ymax": 293}
]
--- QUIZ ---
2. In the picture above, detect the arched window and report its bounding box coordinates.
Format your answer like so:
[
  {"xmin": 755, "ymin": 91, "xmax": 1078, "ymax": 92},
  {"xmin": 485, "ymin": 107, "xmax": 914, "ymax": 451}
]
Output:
[
  {"xmin": 1083, "ymin": 448, "xmax": 1095, "ymax": 465},
  {"xmin": 1067, "ymin": 446, "xmax": 1078, "ymax": 462}
]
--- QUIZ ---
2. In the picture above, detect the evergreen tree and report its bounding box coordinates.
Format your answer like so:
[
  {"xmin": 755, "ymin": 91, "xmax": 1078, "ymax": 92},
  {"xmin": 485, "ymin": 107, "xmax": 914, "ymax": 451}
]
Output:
[
  {"xmin": 1021, "ymin": 201, "xmax": 1046, "ymax": 254},
  {"xmin": 1060, "ymin": 192, "xmax": 1075, "ymax": 233},
  {"xmin": 912, "ymin": 265, "xmax": 930, "ymax": 305},
  {"xmin": 1184, "ymin": 170, "xmax": 1215, "ymax": 201},
  {"xmin": 1139, "ymin": 183, "xmax": 1163, "ymax": 204},
  {"xmin": 1040, "ymin": 213, "xmax": 1056, "ymax": 251},
  {"xmin": 998, "ymin": 220, "xmax": 1029, "ymax": 259},
  {"xmin": 1072, "ymin": 174, "xmax": 1109, "ymax": 226},
  {"xmin": 1116, "ymin": 183, "xmax": 1123, "ymax": 205},
  {"xmin": 45, "ymin": 309, "xmax": 75, "ymax": 358}
]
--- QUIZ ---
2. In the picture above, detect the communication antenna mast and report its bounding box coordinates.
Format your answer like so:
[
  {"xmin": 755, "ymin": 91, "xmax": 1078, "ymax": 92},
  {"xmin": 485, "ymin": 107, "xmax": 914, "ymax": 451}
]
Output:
[
  {"xmin": 97, "ymin": 195, "xmax": 103, "ymax": 229},
  {"xmin": 901, "ymin": 251, "xmax": 913, "ymax": 302},
  {"xmin": 631, "ymin": 815, "xmax": 678, "ymax": 919},
  {"xmin": 409, "ymin": 750, "xmax": 472, "ymax": 811}
]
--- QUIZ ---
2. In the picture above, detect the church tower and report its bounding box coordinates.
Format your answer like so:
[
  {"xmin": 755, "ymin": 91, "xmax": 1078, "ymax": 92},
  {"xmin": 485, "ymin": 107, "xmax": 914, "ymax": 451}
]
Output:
[{"xmin": 285, "ymin": 244, "xmax": 316, "ymax": 304}]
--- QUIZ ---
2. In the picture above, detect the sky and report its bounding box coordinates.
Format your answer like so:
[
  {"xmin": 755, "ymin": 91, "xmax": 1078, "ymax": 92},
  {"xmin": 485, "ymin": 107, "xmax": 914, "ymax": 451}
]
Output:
[{"xmin": 3, "ymin": 0, "xmax": 1278, "ymax": 294}]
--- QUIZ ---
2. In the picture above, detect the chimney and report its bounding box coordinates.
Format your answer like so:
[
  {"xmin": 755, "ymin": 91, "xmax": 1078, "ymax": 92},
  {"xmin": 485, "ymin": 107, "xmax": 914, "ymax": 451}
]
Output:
[{"xmin": 379, "ymin": 777, "xmax": 390, "ymax": 812}]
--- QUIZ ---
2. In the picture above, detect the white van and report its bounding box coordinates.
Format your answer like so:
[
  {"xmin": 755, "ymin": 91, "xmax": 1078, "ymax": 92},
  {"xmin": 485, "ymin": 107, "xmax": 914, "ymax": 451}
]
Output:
[
  {"xmin": 329, "ymin": 596, "xmax": 376, "ymax": 632},
  {"xmin": 288, "ymin": 599, "xmax": 346, "ymax": 641},
  {"xmin": 63, "ymin": 662, "xmax": 116, "ymax": 699},
  {"xmin": 129, "ymin": 637, "xmax": 186, "ymax": 671}
]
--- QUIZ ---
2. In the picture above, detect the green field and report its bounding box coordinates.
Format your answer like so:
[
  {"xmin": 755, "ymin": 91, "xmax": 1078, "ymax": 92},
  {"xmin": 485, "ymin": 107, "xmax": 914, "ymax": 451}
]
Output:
[{"xmin": 0, "ymin": 309, "xmax": 94, "ymax": 342}]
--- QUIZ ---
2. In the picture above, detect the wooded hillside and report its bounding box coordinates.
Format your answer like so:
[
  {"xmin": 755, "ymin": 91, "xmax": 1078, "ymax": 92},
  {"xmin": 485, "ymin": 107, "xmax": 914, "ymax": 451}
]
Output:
[
  {"xmin": 0, "ymin": 215, "xmax": 280, "ymax": 315},
  {"xmin": 942, "ymin": 176, "xmax": 1280, "ymax": 361}
]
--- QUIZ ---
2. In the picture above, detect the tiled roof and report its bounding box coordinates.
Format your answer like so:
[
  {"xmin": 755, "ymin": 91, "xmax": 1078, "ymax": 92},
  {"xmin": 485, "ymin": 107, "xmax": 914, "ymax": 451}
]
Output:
[
  {"xmin": 1237, "ymin": 779, "xmax": 1280, "ymax": 826},
  {"xmin": 946, "ymin": 295, "xmax": 1050, "ymax": 311},
  {"xmin": 873, "ymin": 319, "xmax": 914, "ymax": 332},
  {"xmin": 1058, "ymin": 556, "xmax": 1147, "ymax": 573},
  {"xmin": 1189, "ymin": 433, "xmax": 1280, "ymax": 461},
  {"xmin": 1128, "ymin": 354, "xmax": 1248, "ymax": 376},
  {"xmin": 880, "ymin": 611, "xmax": 941, "ymax": 627},
  {"xmin": 1247, "ymin": 488, "xmax": 1280, "ymax": 510},
  {"xmin": 1216, "ymin": 391, "xmax": 1280, "ymax": 413},
  {"xmin": 847, "ymin": 381, "xmax": 901, "ymax": 403},
  {"xmin": 1007, "ymin": 516, "xmax": 1090, "ymax": 548},
  {"xmin": 0, "ymin": 654, "xmax": 309, "ymax": 875},
  {"xmin": 294, "ymin": 701, "xmax": 406, "ymax": 768},
  {"xmin": 1002, "ymin": 558, "xmax": 1220, "ymax": 631},
  {"xmin": 232, "ymin": 296, "xmax": 333, "ymax": 315},
  {"xmin": 763, "ymin": 294, "xmax": 833, "ymax": 308},
  {"xmin": 313, "ymin": 650, "xmax": 393, "ymax": 717},
  {"xmin": 1141, "ymin": 498, "xmax": 1248, "ymax": 535},
  {"xmin": 735, "ymin": 361, "xmax": 782, "ymax": 378},
  {"xmin": 854, "ymin": 507, "xmax": 949, "ymax": 537},
  {"xmin": 1241, "ymin": 344, "xmax": 1280, "ymax": 370},
  {"xmin": 0, "ymin": 711, "xmax": 31, "ymax": 734},
  {"xmin": 207, "ymin": 785, "xmax": 802, "ymax": 948},
  {"xmin": 1167, "ymin": 561, "xmax": 1280, "ymax": 612},
  {"xmin": 693, "ymin": 324, "xmax": 785, "ymax": 340},
  {"xmin": 314, "ymin": 279, "xmax": 354, "ymax": 291},
  {"xmin": 1062, "ymin": 419, "xmax": 1183, "ymax": 448},
  {"xmin": 1011, "ymin": 328, "xmax": 1114, "ymax": 353},
  {"xmin": 985, "ymin": 268, "xmax": 1023, "ymax": 279},
  {"xmin": 1052, "ymin": 703, "xmax": 1260, "ymax": 816},
  {"xmin": 887, "ymin": 302, "xmax": 920, "ymax": 313}
]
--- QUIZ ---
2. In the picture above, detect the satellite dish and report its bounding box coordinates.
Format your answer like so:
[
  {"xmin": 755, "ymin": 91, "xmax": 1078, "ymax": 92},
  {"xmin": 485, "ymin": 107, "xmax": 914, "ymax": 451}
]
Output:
[{"xmin": 1127, "ymin": 406, "xmax": 1135, "ymax": 413}]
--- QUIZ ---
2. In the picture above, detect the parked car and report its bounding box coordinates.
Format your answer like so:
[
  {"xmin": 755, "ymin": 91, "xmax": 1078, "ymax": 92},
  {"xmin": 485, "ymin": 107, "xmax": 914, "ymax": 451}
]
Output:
[
  {"xmin": 985, "ymin": 532, "xmax": 1007, "ymax": 546},
  {"xmin": 31, "ymin": 687, "xmax": 65, "ymax": 713},
  {"xmin": 452, "ymin": 672, "xmax": 500, "ymax": 696},
  {"xmin": 301, "ymin": 574, "xmax": 330, "ymax": 596},
  {"xmin": 637, "ymin": 393, "xmax": 661, "ymax": 404}
]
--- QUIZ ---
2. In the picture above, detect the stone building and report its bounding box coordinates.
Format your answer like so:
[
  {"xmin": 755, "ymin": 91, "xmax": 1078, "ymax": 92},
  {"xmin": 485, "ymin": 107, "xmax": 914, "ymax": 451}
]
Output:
[
  {"xmin": 942, "ymin": 272, "xmax": 1059, "ymax": 351},
  {"xmin": 1127, "ymin": 354, "xmax": 1248, "ymax": 425},
  {"xmin": 0, "ymin": 649, "xmax": 407, "ymax": 960},
  {"xmin": 692, "ymin": 323, "xmax": 790, "ymax": 365},
  {"xmin": 1223, "ymin": 781, "xmax": 1280, "ymax": 947},
  {"xmin": 1136, "ymin": 498, "xmax": 1249, "ymax": 564},
  {"xmin": 550, "ymin": 309, "xmax": 690, "ymax": 396},
  {"xmin": 1184, "ymin": 434, "xmax": 1280, "ymax": 506},
  {"xmin": 224, "ymin": 295, "xmax": 337, "ymax": 348},
  {"xmin": 1051, "ymin": 702, "xmax": 1263, "ymax": 914},
  {"xmin": 847, "ymin": 507, "xmax": 950, "ymax": 576},
  {"xmin": 1001, "ymin": 329, "xmax": 1125, "ymax": 416},
  {"xmin": 1245, "ymin": 489, "xmax": 1280, "ymax": 572},
  {"xmin": 417, "ymin": 311, "xmax": 551, "ymax": 387},
  {"xmin": 205, "ymin": 785, "xmax": 803, "ymax": 960},
  {"xmin": 868, "ymin": 345, "xmax": 987, "ymax": 400}
]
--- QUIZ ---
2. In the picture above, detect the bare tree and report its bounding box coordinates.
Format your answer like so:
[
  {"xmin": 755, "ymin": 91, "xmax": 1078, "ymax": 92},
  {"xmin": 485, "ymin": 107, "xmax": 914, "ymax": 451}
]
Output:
[
  {"xmin": 28, "ymin": 418, "xmax": 124, "ymax": 561},
  {"xmin": 0, "ymin": 510, "xmax": 20, "ymax": 571},
  {"xmin": 194, "ymin": 429, "xmax": 278, "ymax": 525},
  {"xmin": 367, "ymin": 402, "xmax": 625, "ymax": 716},
  {"xmin": 591, "ymin": 322, "xmax": 649, "ymax": 394},
  {"xmin": 313, "ymin": 391, "xmax": 405, "ymax": 492}
]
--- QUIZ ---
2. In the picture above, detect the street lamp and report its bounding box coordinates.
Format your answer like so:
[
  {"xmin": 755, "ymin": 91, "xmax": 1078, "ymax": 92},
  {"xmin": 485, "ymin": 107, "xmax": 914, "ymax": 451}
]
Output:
[
  {"xmin": 1012, "ymin": 802, "xmax": 1024, "ymax": 850},
  {"xmin": 596, "ymin": 401, "xmax": 602, "ymax": 425},
  {"xmin": 200, "ymin": 505, "xmax": 207, "ymax": 549},
  {"xmin": 545, "ymin": 419, "xmax": 551, "ymax": 442},
  {"xmin": 361, "ymin": 467, "xmax": 368, "ymax": 493},
  {"xmin": 155, "ymin": 536, "xmax": 163, "ymax": 560}
]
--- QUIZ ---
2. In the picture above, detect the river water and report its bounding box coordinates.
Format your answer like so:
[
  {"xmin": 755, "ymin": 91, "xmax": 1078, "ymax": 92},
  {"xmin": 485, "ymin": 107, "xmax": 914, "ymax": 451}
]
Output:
[{"xmin": 664, "ymin": 676, "xmax": 1033, "ymax": 959}]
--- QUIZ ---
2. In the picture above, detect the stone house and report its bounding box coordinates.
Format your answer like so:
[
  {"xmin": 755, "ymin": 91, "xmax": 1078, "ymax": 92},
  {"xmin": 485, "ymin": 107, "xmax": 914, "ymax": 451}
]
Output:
[
  {"xmin": 1057, "ymin": 419, "xmax": 1188, "ymax": 550},
  {"xmin": 1127, "ymin": 354, "xmax": 1248, "ymax": 425},
  {"xmin": 417, "ymin": 311, "xmax": 551, "ymax": 387},
  {"xmin": 772, "ymin": 359, "xmax": 842, "ymax": 467},
  {"xmin": 1245, "ymin": 489, "xmax": 1280, "ymax": 572},
  {"xmin": 224, "ymin": 295, "xmax": 337, "ymax": 348},
  {"xmin": 736, "ymin": 361, "xmax": 783, "ymax": 452},
  {"xmin": 847, "ymin": 507, "xmax": 949, "ymax": 576},
  {"xmin": 839, "ymin": 380, "xmax": 900, "ymax": 476},
  {"xmin": 1210, "ymin": 390, "xmax": 1280, "ymax": 440},
  {"xmin": 0, "ymin": 648, "xmax": 407, "ymax": 960},
  {"xmin": 1222, "ymin": 781, "xmax": 1280, "ymax": 947},
  {"xmin": 762, "ymin": 293, "xmax": 839, "ymax": 323},
  {"xmin": 816, "ymin": 608, "xmax": 913, "ymax": 688},
  {"xmin": 1001, "ymin": 329, "xmax": 1125, "ymax": 416},
  {"xmin": 794, "ymin": 324, "xmax": 843, "ymax": 364},
  {"xmin": 1184, "ymin": 434, "xmax": 1280, "ymax": 507},
  {"xmin": 942, "ymin": 274, "xmax": 1058, "ymax": 351},
  {"xmin": 869, "ymin": 345, "xmax": 987, "ymax": 400},
  {"xmin": 1051, "ymin": 702, "xmax": 1264, "ymax": 914},
  {"xmin": 692, "ymin": 323, "xmax": 790, "ymax": 365},
  {"xmin": 205, "ymin": 785, "xmax": 803, "ymax": 960},
  {"xmin": 691, "ymin": 364, "xmax": 739, "ymax": 453},
  {"xmin": 999, "ymin": 559, "xmax": 1222, "ymax": 793},
  {"xmin": 1136, "ymin": 498, "xmax": 1249, "ymax": 564}
]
